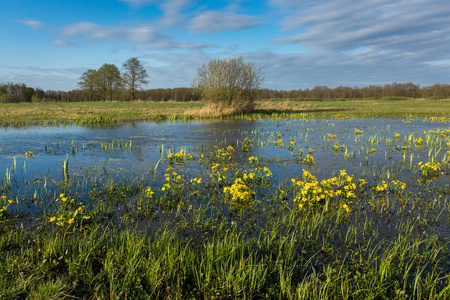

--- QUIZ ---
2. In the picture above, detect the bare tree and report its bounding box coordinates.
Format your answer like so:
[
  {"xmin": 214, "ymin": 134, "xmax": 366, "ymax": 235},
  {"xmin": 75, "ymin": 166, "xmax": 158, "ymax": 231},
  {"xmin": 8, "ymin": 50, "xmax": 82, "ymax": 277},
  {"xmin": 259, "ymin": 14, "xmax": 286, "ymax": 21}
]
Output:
[
  {"xmin": 192, "ymin": 55, "xmax": 263, "ymax": 113},
  {"xmin": 122, "ymin": 57, "xmax": 149, "ymax": 100}
]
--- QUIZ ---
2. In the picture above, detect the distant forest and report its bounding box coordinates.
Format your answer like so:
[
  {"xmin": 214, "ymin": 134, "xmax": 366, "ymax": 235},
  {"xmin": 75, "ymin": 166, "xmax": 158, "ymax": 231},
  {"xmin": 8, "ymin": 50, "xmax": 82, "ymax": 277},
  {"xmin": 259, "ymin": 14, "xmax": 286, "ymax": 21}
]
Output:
[{"xmin": 1, "ymin": 82, "xmax": 450, "ymax": 103}]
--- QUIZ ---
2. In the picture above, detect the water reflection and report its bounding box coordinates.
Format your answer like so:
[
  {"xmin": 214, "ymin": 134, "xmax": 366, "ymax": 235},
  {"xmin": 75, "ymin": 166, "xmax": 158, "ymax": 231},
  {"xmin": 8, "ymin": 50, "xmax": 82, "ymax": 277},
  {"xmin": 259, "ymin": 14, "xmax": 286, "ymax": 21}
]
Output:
[{"xmin": 0, "ymin": 118, "xmax": 449, "ymax": 186}]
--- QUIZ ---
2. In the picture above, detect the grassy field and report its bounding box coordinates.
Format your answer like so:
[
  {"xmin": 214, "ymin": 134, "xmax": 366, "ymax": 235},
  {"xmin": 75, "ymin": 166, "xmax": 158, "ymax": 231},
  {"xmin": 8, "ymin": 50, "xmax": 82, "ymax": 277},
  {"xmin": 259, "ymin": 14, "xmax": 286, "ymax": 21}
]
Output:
[
  {"xmin": 1, "ymin": 99, "xmax": 450, "ymax": 127},
  {"xmin": 256, "ymin": 98, "xmax": 450, "ymax": 116}
]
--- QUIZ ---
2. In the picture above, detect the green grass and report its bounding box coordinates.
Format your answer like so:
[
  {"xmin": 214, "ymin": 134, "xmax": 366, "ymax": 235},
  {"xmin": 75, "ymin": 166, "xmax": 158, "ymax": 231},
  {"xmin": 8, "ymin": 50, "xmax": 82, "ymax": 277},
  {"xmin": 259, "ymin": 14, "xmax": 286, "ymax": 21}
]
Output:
[
  {"xmin": 256, "ymin": 99, "xmax": 450, "ymax": 117},
  {"xmin": 1, "ymin": 99, "xmax": 450, "ymax": 127}
]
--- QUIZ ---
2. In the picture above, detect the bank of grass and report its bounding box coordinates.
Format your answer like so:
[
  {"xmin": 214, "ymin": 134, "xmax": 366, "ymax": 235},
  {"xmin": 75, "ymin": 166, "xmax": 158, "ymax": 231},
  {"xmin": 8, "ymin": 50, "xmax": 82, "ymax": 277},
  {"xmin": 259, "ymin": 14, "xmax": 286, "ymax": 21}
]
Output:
[
  {"xmin": 255, "ymin": 98, "xmax": 450, "ymax": 117},
  {"xmin": 1, "ymin": 98, "xmax": 450, "ymax": 127},
  {"xmin": 2, "ymin": 217, "xmax": 448, "ymax": 299}
]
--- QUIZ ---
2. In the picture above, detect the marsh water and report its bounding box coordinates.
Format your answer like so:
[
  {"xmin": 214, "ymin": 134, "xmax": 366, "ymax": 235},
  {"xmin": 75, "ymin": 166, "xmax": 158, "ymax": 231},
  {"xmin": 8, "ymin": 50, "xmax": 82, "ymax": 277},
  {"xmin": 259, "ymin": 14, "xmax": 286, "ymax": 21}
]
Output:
[
  {"xmin": 1, "ymin": 117, "xmax": 450, "ymax": 236},
  {"xmin": 1, "ymin": 118, "xmax": 447, "ymax": 184}
]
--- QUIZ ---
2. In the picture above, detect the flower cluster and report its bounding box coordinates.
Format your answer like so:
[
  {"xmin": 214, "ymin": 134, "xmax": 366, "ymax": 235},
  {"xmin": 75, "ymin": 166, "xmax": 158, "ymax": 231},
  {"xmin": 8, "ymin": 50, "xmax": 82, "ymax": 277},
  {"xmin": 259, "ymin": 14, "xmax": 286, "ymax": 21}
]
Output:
[
  {"xmin": 222, "ymin": 163, "xmax": 273, "ymax": 207},
  {"xmin": 392, "ymin": 180, "xmax": 407, "ymax": 191},
  {"xmin": 145, "ymin": 187, "xmax": 155, "ymax": 198},
  {"xmin": 0, "ymin": 195, "xmax": 15, "ymax": 217},
  {"xmin": 49, "ymin": 193, "xmax": 89, "ymax": 228},
  {"xmin": 428, "ymin": 128, "xmax": 450, "ymax": 139},
  {"xmin": 375, "ymin": 181, "xmax": 388, "ymax": 192},
  {"xmin": 303, "ymin": 154, "xmax": 316, "ymax": 168},
  {"xmin": 190, "ymin": 177, "xmax": 202, "ymax": 186},
  {"xmin": 248, "ymin": 156, "xmax": 258, "ymax": 165},
  {"xmin": 223, "ymin": 178, "xmax": 255, "ymax": 205},
  {"xmin": 327, "ymin": 134, "xmax": 337, "ymax": 141},
  {"xmin": 49, "ymin": 205, "xmax": 87, "ymax": 227},
  {"xmin": 162, "ymin": 171, "xmax": 183, "ymax": 191},
  {"xmin": 211, "ymin": 163, "xmax": 228, "ymax": 183},
  {"xmin": 241, "ymin": 137, "xmax": 253, "ymax": 152},
  {"xmin": 240, "ymin": 167, "xmax": 273, "ymax": 187},
  {"xmin": 374, "ymin": 180, "xmax": 407, "ymax": 194},
  {"xmin": 213, "ymin": 145, "xmax": 235, "ymax": 161},
  {"xmin": 414, "ymin": 138, "xmax": 423, "ymax": 147},
  {"xmin": 418, "ymin": 161, "xmax": 442, "ymax": 182},
  {"xmin": 271, "ymin": 132, "xmax": 284, "ymax": 148},
  {"xmin": 354, "ymin": 129, "xmax": 364, "ymax": 136},
  {"xmin": 291, "ymin": 169, "xmax": 356, "ymax": 212},
  {"xmin": 167, "ymin": 149, "xmax": 193, "ymax": 165},
  {"xmin": 288, "ymin": 141, "xmax": 296, "ymax": 152}
]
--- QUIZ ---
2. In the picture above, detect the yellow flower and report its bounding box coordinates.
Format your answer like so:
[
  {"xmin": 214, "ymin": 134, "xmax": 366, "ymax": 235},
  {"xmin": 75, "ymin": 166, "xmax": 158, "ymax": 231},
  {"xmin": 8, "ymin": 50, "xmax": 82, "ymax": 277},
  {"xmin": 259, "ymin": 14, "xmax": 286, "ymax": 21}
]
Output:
[
  {"xmin": 68, "ymin": 218, "xmax": 75, "ymax": 224},
  {"xmin": 343, "ymin": 204, "xmax": 350, "ymax": 213},
  {"xmin": 49, "ymin": 217, "xmax": 56, "ymax": 222},
  {"xmin": 248, "ymin": 156, "xmax": 258, "ymax": 164}
]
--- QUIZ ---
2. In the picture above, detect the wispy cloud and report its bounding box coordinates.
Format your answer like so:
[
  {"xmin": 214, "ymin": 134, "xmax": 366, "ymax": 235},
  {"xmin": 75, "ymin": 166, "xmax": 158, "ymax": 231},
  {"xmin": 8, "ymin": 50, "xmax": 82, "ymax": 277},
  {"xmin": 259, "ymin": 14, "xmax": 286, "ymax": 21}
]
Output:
[
  {"xmin": 189, "ymin": 11, "xmax": 261, "ymax": 33},
  {"xmin": 62, "ymin": 22, "xmax": 164, "ymax": 43},
  {"xmin": 0, "ymin": 64, "xmax": 85, "ymax": 75},
  {"xmin": 271, "ymin": 0, "xmax": 450, "ymax": 60},
  {"xmin": 246, "ymin": 49, "xmax": 450, "ymax": 90},
  {"xmin": 119, "ymin": 0, "xmax": 192, "ymax": 27},
  {"xmin": 51, "ymin": 39, "xmax": 77, "ymax": 47},
  {"xmin": 16, "ymin": 20, "xmax": 46, "ymax": 29},
  {"xmin": 118, "ymin": 0, "xmax": 156, "ymax": 6},
  {"xmin": 159, "ymin": 0, "xmax": 192, "ymax": 27},
  {"xmin": 59, "ymin": 22, "xmax": 212, "ymax": 49}
]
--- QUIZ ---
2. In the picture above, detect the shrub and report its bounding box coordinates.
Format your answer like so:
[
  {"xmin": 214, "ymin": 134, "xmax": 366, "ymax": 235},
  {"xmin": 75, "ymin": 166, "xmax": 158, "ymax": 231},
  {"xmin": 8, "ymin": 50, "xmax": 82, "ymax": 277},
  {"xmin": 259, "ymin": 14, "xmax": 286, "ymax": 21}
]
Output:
[{"xmin": 192, "ymin": 55, "xmax": 263, "ymax": 114}]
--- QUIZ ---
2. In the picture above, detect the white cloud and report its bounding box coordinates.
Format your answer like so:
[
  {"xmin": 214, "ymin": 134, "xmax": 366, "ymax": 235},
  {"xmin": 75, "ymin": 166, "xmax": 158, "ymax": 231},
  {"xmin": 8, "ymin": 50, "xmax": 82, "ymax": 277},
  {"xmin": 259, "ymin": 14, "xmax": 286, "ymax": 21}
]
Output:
[
  {"xmin": 189, "ymin": 11, "xmax": 261, "ymax": 33},
  {"xmin": 271, "ymin": 0, "xmax": 450, "ymax": 53},
  {"xmin": 269, "ymin": 0, "xmax": 450, "ymax": 76},
  {"xmin": 17, "ymin": 20, "xmax": 46, "ymax": 29},
  {"xmin": 158, "ymin": 0, "xmax": 192, "ymax": 27},
  {"xmin": 62, "ymin": 22, "xmax": 166, "ymax": 43},
  {"xmin": 60, "ymin": 22, "xmax": 211, "ymax": 49},
  {"xmin": 118, "ymin": 0, "xmax": 155, "ymax": 5},
  {"xmin": 119, "ymin": 0, "xmax": 192, "ymax": 27},
  {"xmin": 51, "ymin": 39, "xmax": 77, "ymax": 47},
  {"xmin": 0, "ymin": 65, "xmax": 85, "ymax": 90}
]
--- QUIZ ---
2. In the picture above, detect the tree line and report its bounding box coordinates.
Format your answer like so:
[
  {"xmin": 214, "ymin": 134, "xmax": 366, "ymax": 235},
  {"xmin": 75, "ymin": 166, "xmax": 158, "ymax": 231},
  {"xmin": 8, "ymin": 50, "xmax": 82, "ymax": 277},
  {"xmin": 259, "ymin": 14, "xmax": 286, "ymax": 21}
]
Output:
[
  {"xmin": 259, "ymin": 82, "xmax": 450, "ymax": 100},
  {"xmin": 2, "ymin": 82, "xmax": 450, "ymax": 104},
  {"xmin": 1, "ymin": 57, "xmax": 450, "ymax": 103}
]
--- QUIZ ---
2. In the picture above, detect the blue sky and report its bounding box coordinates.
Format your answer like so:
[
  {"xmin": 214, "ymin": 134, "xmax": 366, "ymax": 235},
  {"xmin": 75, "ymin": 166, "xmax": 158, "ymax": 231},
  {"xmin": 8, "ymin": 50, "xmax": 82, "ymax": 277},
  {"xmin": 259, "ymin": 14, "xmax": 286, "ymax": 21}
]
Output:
[{"xmin": 1, "ymin": 0, "xmax": 450, "ymax": 91}]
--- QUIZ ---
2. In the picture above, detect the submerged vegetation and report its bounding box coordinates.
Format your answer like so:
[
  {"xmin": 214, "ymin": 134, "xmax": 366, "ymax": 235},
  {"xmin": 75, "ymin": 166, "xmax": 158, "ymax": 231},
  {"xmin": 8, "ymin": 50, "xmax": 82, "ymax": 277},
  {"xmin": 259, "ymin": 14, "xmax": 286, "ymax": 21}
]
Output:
[{"xmin": 0, "ymin": 113, "xmax": 450, "ymax": 298}]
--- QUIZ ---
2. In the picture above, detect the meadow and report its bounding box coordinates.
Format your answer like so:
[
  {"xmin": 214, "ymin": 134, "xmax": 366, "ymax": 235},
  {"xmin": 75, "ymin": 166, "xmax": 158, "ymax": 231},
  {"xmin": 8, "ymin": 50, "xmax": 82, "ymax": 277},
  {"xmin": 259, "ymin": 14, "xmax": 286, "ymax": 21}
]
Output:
[
  {"xmin": 0, "ymin": 100, "xmax": 450, "ymax": 299},
  {"xmin": 1, "ymin": 99, "xmax": 450, "ymax": 127}
]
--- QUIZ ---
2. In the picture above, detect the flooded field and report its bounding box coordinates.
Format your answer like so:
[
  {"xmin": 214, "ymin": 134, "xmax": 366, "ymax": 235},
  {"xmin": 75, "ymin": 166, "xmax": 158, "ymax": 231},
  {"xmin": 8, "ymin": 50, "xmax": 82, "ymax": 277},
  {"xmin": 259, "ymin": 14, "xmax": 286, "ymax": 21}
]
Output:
[{"xmin": 1, "ymin": 116, "xmax": 450, "ymax": 298}]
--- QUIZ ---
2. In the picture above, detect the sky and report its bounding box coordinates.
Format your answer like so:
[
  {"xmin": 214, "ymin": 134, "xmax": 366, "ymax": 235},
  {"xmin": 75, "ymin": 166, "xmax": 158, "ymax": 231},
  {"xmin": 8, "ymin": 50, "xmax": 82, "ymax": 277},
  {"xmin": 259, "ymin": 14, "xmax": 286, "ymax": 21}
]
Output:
[{"xmin": 1, "ymin": 0, "xmax": 450, "ymax": 91}]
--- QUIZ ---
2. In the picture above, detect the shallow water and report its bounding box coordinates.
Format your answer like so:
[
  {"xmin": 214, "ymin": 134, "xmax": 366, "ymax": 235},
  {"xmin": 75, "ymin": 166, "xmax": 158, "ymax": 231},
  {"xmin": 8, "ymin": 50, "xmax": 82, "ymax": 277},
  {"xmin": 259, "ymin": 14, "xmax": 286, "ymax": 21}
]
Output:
[
  {"xmin": 0, "ymin": 118, "xmax": 448, "ymax": 183},
  {"xmin": 1, "ymin": 117, "xmax": 450, "ymax": 241}
]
